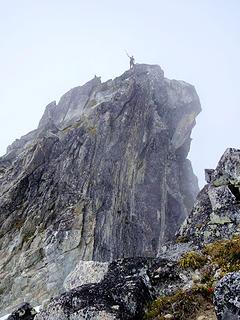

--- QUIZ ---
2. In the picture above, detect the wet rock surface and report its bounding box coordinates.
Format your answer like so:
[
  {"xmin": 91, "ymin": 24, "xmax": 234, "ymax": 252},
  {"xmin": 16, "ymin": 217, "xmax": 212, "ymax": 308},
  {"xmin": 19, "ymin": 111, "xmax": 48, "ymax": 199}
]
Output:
[
  {"xmin": 0, "ymin": 64, "xmax": 200, "ymax": 312},
  {"xmin": 179, "ymin": 148, "xmax": 240, "ymax": 245}
]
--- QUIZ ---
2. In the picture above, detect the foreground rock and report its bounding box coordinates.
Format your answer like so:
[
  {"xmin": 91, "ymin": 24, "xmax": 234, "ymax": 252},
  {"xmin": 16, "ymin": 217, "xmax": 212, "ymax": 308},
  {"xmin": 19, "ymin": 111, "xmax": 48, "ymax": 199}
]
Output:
[
  {"xmin": 33, "ymin": 148, "xmax": 240, "ymax": 319},
  {"xmin": 214, "ymin": 272, "xmax": 240, "ymax": 320},
  {"xmin": 7, "ymin": 303, "xmax": 36, "ymax": 320},
  {"xmin": 6, "ymin": 237, "xmax": 240, "ymax": 319},
  {"xmin": 0, "ymin": 64, "xmax": 200, "ymax": 312},
  {"xmin": 63, "ymin": 261, "xmax": 109, "ymax": 291},
  {"xmin": 179, "ymin": 148, "xmax": 240, "ymax": 245},
  {"xmin": 35, "ymin": 257, "xmax": 184, "ymax": 320}
]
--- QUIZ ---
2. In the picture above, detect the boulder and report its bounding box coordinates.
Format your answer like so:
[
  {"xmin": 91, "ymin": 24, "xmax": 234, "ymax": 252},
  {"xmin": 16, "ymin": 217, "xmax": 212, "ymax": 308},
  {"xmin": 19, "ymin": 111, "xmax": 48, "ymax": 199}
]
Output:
[
  {"xmin": 214, "ymin": 272, "xmax": 240, "ymax": 320},
  {"xmin": 35, "ymin": 257, "xmax": 185, "ymax": 320},
  {"xmin": 7, "ymin": 303, "xmax": 36, "ymax": 320},
  {"xmin": 63, "ymin": 261, "xmax": 109, "ymax": 291}
]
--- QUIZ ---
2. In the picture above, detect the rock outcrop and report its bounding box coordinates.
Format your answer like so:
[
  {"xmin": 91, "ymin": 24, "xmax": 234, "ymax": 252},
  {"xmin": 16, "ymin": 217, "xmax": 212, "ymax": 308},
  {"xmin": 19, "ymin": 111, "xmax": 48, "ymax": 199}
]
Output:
[
  {"xmin": 63, "ymin": 261, "xmax": 109, "ymax": 291},
  {"xmin": 6, "ymin": 303, "xmax": 36, "ymax": 320},
  {"xmin": 29, "ymin": 147, "xmax": 240, "ymax": 320},
  {"xmin": 0, "ymin": 64, "xmax": 200, "ymax": 313},
  {"xmin": 214, "ymin": 272, "xmax": 240, "ymax": 320},
  {"xmin": 35, "ymin": 257, "xmax": 184, "ymax": 320},
  {"xmin": 179, "ymin": 148, "xmax": 240, "ymax": 245}
]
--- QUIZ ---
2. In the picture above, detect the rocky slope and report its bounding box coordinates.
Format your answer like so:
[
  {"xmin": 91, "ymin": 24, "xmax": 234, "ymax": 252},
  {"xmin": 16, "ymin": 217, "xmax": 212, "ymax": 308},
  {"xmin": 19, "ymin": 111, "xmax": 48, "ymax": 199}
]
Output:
[
  {"xmin": 28, "ymin": 147, "xmax": 240, "ymax": 320},
  {"xmin": 179, "ymin": 148, "xmax": 240, "ymax": 245},
  {"xmin": 0, "ymin": 64, "xmax": 200, "ymax": 314}
]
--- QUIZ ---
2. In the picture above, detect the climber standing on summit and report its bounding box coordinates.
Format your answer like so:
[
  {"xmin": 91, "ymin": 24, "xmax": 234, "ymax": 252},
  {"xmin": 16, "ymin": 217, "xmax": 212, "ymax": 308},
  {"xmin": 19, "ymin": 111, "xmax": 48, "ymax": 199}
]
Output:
[{"xmin": 126, "ymin": 52, "xmax": 135, "ymax": 69}]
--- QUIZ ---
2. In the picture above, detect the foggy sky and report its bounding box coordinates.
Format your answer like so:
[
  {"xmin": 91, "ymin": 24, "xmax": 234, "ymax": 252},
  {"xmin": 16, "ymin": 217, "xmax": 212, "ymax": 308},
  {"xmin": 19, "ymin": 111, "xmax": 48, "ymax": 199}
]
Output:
[{"xmin": 0, "ymin": 0, "xmax": 240, "ymax": 187}]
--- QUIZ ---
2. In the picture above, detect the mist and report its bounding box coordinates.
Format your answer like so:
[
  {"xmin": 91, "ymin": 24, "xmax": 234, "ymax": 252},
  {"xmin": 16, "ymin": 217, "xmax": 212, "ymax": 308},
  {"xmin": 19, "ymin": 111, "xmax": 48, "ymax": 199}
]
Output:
[{"xmin": 0, "ymin": 0, "xmax": 239, "ymax": 187}]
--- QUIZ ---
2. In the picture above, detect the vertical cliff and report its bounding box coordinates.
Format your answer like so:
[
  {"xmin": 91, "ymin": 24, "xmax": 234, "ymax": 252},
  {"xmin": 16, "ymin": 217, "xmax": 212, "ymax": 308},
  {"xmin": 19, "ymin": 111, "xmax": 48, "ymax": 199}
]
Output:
[{"xmin": 0, "ymin": 64, "xmax": 200, "ymax": 312}]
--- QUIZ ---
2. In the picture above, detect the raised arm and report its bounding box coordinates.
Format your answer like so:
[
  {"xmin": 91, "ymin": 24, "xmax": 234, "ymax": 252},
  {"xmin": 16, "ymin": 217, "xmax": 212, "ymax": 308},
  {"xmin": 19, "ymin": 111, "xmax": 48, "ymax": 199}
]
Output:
[{"xmin": 125, "ymin": 50, "xmax": 131, "ymax": 58}]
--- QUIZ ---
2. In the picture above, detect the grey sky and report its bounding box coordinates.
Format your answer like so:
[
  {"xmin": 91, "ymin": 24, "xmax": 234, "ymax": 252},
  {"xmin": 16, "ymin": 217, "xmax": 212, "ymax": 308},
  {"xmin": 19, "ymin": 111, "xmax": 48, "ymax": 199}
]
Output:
[{"xmin": 0, "ymin": 0, "xmax": 239, "ymax": 187}]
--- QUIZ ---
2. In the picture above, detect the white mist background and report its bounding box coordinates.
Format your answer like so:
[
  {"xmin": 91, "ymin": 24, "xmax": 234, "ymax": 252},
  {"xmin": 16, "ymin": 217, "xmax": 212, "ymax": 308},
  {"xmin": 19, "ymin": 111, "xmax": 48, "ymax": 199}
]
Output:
[{"xmin": 0, "ymin": 0, "xmax": 239, "ymax": 187}]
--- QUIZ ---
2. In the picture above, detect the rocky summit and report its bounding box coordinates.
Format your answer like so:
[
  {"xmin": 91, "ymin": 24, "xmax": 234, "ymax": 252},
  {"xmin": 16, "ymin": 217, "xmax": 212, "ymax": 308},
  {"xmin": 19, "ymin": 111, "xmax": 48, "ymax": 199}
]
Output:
[{"xmin": 0, "ymin": 64, "xmax": 201, "ymax": 315}]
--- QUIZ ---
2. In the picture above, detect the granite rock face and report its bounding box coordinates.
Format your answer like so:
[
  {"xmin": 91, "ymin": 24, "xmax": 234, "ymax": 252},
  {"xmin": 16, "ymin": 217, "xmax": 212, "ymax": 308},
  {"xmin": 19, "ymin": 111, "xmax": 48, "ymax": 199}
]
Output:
[
  {"xmin": 214, "ymin": 272, "xmax": 240, "ymax": 320},
  {"xmin": 179, "ymin": 148, "xmax": 240, "ymax": 245},
  {"xmin": 63, "ymin": 261, "xmax": 109, "ymax": 291},
  {"xmin": 0, "ymin": 64, "xmax": 200, "ymax": 313}
]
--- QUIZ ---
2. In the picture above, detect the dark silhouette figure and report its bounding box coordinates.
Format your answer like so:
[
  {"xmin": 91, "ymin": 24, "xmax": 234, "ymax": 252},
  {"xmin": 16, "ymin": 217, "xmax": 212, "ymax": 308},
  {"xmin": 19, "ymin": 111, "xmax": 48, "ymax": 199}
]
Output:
[
  {"xmin": 126, "ymin": 52, "xmax": 135, "ymax": 69},
  {"xmin": 130, "ymin": 55, "xmax": 135, "ymax": 69}
]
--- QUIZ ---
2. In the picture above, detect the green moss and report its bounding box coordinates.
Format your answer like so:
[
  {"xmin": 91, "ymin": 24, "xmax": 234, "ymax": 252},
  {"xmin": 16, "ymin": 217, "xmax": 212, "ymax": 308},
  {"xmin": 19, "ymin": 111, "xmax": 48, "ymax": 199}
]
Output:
[
  {"xmin": 176, "ymin": 235, "xmax": 189, "ymax": 243},
  {"xmin": 145, "ymin": 237, "xmax": 240, "ymax": 319},
  {"xmin": 203, "ymin": 236, "xmax": 240, "ymax": 274},
  {"xmin": 144, "ymin": 285, "xmax": 213, "ymax": 320},
  {"xmin": 200, "ymin": 265, "xmax": 215, "ymax": 288},
  {"xmin": 179, "ymin": 251, "xmax": 208, "ymax": 270}
]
